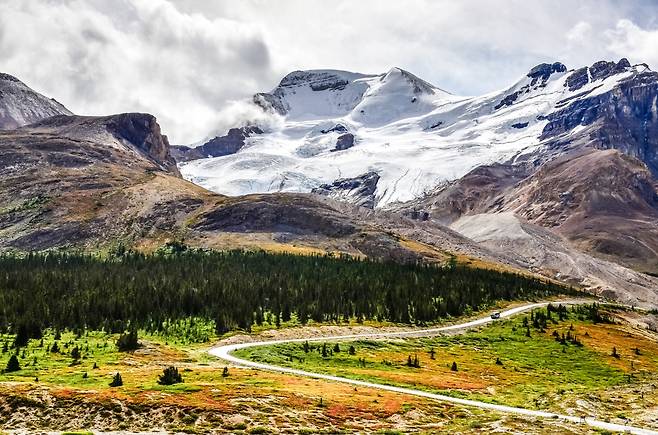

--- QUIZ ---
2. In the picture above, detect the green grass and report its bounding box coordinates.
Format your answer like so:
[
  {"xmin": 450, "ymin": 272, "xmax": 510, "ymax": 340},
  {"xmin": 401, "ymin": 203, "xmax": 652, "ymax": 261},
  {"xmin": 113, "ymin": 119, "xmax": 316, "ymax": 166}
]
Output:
[{"xmin": 234, "ymin": 306, "xmax": 646, "ymax": 411}]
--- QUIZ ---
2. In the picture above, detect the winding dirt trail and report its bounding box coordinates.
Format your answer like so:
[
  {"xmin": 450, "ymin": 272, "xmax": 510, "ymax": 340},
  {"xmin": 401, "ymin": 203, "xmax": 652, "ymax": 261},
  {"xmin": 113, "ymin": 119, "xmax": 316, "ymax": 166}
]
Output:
[{"xmin": 209, "ymin": 301, "xmax": 658, "ymax": 435}]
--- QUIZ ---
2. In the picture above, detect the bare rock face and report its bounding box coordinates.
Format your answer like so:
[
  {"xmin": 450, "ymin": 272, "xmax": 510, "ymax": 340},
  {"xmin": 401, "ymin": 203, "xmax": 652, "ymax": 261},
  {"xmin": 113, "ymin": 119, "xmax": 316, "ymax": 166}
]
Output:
[
  {"xmin": 332, "ymin": 133, "xmax": 355, "ymax": 151},
  {"xmin": 312, "ymin": 171, "xmax": 380, "ymax": 208},
  {"xmin": 527, "ymin": 62, "xmax": 567, "ymax": 85},
  {"xmin": 0, "ymin": 73, "xmax": 72, "ymax": 129},
  {"xmin": 543, "ymin": 68, "xmax": 658, "ymax": 175},
  {"xmin": 105, "ymin": 113, "xmax": 178, "ymax": 173},
  {"xmin": 25, "ymin": 113, "xmax": 179, "ymax": 175},
  {"xmin": 495, "ymin": 62, "xmax": 567, "ymax": 110},
  {"xmin": 172, "ymin": 126, "xmax": 263, "ymax": 162}
]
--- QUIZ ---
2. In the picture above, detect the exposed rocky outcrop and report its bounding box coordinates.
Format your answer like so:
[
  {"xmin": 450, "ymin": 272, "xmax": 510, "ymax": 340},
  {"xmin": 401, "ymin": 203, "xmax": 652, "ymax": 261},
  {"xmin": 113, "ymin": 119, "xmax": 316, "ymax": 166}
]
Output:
[
  {"xmin": 172, "ymin": 126, "xmax": 263, "ymax": 162},
  {"xmin": 495, "ymin": 62, "xmax": 567, "ymax": 110},
  {"xmin": 332, "ymin": 133, "xmax": 355, "ymax": 151},
  {"xmin": 320, "ymin": 124, "xmax": 348, "ymax": 134},
  {"xmin": 25, "ymin": 113, "xmax": 179, "ymax": 175},
  {"xmin": 527, "ymin": 62, "xmax": 567, "ymax": 85},
  {"xmin": 563, "ymin": 58, "xmax": 632, "ymax": 92},
  {"xmin": 312, "ymin": 171, "xmax": 380, "ymax": 209},
  {"xmin": 279, "ymin": 70, "xmax": 350, "ymax": 91},
  {"xmin": 0, "ymin": 72, "xmax": 71, "ymax": 129},
  {"xmin": 542, "ymin": 68, "xmax": 658, "ymax": 175}
]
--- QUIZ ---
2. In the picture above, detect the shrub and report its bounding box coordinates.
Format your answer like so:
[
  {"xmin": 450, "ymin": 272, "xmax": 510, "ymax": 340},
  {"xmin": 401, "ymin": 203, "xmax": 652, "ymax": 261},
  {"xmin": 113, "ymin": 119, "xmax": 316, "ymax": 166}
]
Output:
[
  {"xmin": 109, "ymin": 372, "xmax": 123, "ymax": 387},
  {"xmin": 116, "ymin": 330, "xmax": 140, "ymax": 352},
  {"xmin": 158, "ymin": 366, "xmax": 183, "ymax": 385}
]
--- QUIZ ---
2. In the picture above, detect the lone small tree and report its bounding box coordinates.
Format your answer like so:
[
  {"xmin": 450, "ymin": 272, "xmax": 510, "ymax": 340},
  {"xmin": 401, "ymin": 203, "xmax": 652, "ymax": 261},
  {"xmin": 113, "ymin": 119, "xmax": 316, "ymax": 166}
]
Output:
[
  {"xmin": 333, "ymin": 343, "xmax": 340, "ymax": 353},
  {"xmin": 348, "ymin": 345, "xmax": 356, "ymax": 355},
  {"xmin": 158, "ymin": 366, "xmax": 183, "ymax": 385},
  {"xmin": 429, "ymin": 348, "xmax": 436, "ymax": 360},
  {"xmin": 321, "ymin": 343, "xmax": 328, "ymax": 358},
  {"xmin": 222, "ymin": 366, "xmax": 229, "ymax": 377},
  {"xmin": 612, "ymin": 347, "xmax": 620, "ymax": 359},
  {"xmin": 71, "ymin": 346, "xmax": 81, "ymax": 360},
  {"xmin": 451, "ymin": 361, "xmax": 458, "ymax": 371},
  {"xmin": 5, "ymin": 355, "xmax": 21, "ymax": 372},
  {"xmin": 109, "ymin": 372, "xmax": 123, "ymax": 387},
  {"xmin": 116, "ymin": 330, "xmax": 140, "ymax": 352}
]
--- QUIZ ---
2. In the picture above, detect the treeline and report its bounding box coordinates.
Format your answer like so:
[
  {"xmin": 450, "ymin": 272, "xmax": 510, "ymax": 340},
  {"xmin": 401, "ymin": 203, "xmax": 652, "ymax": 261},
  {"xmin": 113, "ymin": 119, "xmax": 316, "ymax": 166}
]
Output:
[{"xmin": 0, "ymin": 249, "xmax": 574, "ymax": 343}]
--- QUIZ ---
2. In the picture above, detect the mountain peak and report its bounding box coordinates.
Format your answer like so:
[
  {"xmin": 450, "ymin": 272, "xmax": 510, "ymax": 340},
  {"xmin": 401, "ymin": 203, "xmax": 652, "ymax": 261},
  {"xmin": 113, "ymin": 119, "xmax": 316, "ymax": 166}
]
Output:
[
  {"xmin": 526, "ymin": 62, "xmax": 567, "ymax": 82},
  {"xmin": 277, "ymin": 69, "xmax": 374, "ymax": 90},
  {"xmin": 0, "ymin": 72, "xmax": 72, "ymax": 130},
  {"xmin": 381, "ymin": 67, "xmax": 439, "ymax": 95},
  {"xmin": 0, "ymin": 72, "xmax": 23, "ymax": 84}
]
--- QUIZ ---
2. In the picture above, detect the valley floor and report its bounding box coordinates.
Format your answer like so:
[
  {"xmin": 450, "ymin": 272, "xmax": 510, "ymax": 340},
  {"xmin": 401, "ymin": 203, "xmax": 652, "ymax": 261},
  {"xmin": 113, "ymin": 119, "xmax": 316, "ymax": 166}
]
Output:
[{"xmin": 1, "ymin": 301, "xmax": 658, "ymax": 434}]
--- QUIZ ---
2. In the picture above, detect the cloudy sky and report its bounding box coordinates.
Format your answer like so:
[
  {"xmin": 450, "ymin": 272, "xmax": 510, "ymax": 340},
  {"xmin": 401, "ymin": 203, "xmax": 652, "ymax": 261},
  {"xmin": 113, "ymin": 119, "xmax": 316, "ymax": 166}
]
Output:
[{"xmin": 1, "ymin": 0, "xmax": 658, "ymax": 143}]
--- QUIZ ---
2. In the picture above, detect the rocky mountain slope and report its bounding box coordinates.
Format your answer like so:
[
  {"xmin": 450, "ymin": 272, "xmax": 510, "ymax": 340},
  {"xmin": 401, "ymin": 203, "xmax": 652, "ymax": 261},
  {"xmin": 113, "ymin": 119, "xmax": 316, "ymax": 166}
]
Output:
[
  {"xmin": 1, "ymin": 70, "xmax": 657, "ymax": 307},
  {"xmin": 0, "ymin": 73, "xmax": 71, "ymax": 129},
  {"xmin": 0, "ymin": 77, "xmax": 513, "ymax": 268}
]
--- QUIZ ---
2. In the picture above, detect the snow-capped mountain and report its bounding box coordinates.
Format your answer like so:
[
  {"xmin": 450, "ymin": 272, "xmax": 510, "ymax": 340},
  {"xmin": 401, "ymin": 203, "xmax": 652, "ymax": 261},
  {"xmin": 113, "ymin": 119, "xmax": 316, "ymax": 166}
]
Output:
[
  {"xmin": 0, "ymin": 73, "xmax": 71, "ymax": 129},
  {"xmin": 179, "ymin": 60, "xmax": 648, "ymax": 207}
]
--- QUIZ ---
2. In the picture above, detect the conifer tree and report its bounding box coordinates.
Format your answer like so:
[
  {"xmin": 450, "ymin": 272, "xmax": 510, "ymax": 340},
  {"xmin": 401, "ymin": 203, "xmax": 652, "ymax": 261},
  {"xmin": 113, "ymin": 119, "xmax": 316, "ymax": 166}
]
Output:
[
  {"xmin": 109, "ymin": 372, "xmax": 123, "ymax": 387},
  {"xmin": 5, "ymin": 355, "xmax": 20, "ymax": 372}
]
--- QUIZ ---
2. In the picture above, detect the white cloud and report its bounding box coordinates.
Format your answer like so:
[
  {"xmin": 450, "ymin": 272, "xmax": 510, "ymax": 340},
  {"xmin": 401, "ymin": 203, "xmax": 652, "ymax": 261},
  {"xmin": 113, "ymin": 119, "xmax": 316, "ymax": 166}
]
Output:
[
  {"xmin": 567, "ymin": 21, "xmax": 593, "ymax": 43},
  {"xmin": 0, "ymin": 0, "xmax": 277, "ymax": 144},
  {"xmin": 606, "ymin": 19, "xmax": 658, "ymax": 67}
]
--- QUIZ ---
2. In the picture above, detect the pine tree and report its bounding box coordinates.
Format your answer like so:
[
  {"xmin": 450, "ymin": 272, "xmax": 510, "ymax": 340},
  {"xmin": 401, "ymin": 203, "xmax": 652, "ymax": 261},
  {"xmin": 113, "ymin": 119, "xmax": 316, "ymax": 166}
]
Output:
[
  {"xmin": 71, "ymin": 346, "xmax": 81, "ymax": 360},
  {"xmin": 158, "ymin": 366, "xmax": 183, "ymax": 385},
  {"xmin": 109, "ymin": 372, "xmax": 123, "ymax": 387},
  {"xmin": 5, "ymin": 355, "xmax": 20, "ymax": 372},
  {"xmin": 451, "ymin": 361, "xmax": 458, "ymax": 371},
  {"xmin": 348, "ymin": 345, "xmax": 356, "ymax": 355},
  {"xmin": 222, "ymin": 366, "xmax": 229, "ymax": 377},
  {"xmin": 116, "ymin": 330, "xmax": 140, "ymax": 352},
  {"xmin": 429, "ymin": 348, "xmax": 436, "ymax": 360},
  {"xmin": 321, "ymin": 343, "xmax": 328, "ymax": 358},
  {"xmin": 333, "ymin": 343, "xmax": 340, "ymax": 353},
  {"xmin": 50, "ymin": 341, "xmax": 60, "ymax": 353}
]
